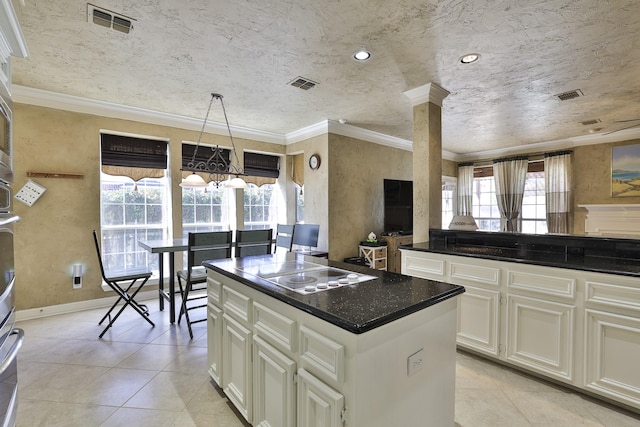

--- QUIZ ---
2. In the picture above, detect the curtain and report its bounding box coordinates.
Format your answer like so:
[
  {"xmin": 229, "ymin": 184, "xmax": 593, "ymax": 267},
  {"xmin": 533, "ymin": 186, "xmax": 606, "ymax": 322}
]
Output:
[
  {"xmin": 292, "ymin": 154, "xmax": 304, "ymax": 187},
  {"xmin": 457, "ymin": 164, "xmax": 474, "ymax": 215},
  {"xmin": 544, "ymin": 151, "xmax": 572, "ymax": 234},
  {"xmin": 493, "ymin": 156, "xmax": 528, "ymax": 232}
]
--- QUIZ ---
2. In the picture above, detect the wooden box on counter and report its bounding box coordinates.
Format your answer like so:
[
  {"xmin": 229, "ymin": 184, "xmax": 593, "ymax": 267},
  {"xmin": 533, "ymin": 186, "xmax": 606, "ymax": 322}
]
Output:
[{"xmin": 382, "ymin": 234, "xmax": 413, "ymax": 273}]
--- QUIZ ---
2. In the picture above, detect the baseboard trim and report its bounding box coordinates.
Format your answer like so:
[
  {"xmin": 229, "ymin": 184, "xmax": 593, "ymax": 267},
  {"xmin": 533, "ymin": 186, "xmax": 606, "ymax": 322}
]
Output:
[{"xmin": 15, "ymin": 290, "xmax": 158, "ymax": 322}]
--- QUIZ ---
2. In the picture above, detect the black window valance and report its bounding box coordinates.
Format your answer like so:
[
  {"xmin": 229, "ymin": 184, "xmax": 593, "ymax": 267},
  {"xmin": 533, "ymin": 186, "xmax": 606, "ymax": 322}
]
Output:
[
  {"xmin": 182, "ymin": 143, "xmax": 231, "ymax": 172},
  {"xmin": 101, "ymin": 134, "xmax": 168, "ymax": 169},
  {"xmin": 244, "ymin": 152, "xmax": 280, "ymax": 178}
]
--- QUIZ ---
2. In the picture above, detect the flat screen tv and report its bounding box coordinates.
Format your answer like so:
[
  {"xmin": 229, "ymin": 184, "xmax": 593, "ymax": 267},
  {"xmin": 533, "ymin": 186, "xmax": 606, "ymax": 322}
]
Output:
[
  {"xmin": 292, "ymin": 223, "xmax": 320, "ymax": 249},
  {"xmin": 383, "ymin": 179, "xmax": 413, "ymax": 234}
]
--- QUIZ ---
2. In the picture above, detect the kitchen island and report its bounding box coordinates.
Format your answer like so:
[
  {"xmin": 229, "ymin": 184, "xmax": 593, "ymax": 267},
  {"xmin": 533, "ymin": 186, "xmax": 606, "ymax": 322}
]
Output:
[
  {"xmin": 401, "ymin": 229, "xmax": 640, "ymax": 414},
  {"xmin": 203, "ymin": 253, "xmax": 464, "ymax": 427}
]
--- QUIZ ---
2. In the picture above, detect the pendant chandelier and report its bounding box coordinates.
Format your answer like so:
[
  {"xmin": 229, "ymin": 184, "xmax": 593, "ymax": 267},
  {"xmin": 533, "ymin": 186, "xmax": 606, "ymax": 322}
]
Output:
[{"xmin": 180, "ymin": 93, "xmax": 247, "ymax": 189}]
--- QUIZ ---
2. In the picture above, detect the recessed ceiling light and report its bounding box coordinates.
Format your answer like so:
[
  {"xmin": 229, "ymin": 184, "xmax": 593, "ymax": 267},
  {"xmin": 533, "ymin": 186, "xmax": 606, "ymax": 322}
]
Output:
[
  {"xmin": 353, "ymin": 49, "xmax": 371, "ymax": 61},
  {"xmin": 459, "ymin": 53, "xmax": 480, "ymax": 64}
]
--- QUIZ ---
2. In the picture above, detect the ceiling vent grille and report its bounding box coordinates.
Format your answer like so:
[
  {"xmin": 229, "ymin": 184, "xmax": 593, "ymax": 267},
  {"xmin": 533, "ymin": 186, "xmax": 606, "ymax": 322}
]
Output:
[
  {"xmin": 555, "ymin": 89, "xmax": 583, "ymax": 101},
  {"xmin": 289, "ymin": 77, "xmax": 318, "ymax": 90},
  {"xmin": 88, "ymin": 4, "xmax": 135, "ymax": 34},
  {"xmin": 580, "ymin": 118, "xmax": 601, "ymax": 126}
]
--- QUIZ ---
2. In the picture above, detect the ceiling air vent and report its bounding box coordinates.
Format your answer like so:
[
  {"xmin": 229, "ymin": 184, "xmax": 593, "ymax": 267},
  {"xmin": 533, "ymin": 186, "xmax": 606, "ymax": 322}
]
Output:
[
  {"xmin": 88, "ymin": 4, "xmax": 135, "ymax": 34},
  {"xmin": 580, "ymin": 118, "xmax": 601, "ymax": 126},
  {"xmin": 289, "ymin": 77, "xmax": 318, "ymax": 90},
  {"xmin": 554, "ymin": 89, "xmax": 583, "ymax": 101}
]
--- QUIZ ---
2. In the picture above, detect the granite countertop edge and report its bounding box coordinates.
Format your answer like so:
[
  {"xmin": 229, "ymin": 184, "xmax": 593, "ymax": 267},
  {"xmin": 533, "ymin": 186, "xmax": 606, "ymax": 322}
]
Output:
[
  {"xmin": 203, "ymin": 255, "xmax": 465, "ymax": 334},
  {"xmin": 401, "ymin": 243, "xmax": 640, "ymax": 278}
]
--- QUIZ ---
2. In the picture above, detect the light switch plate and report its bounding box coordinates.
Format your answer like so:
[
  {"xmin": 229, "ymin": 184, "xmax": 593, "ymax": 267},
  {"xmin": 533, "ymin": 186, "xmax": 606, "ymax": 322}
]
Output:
[
  {"xmin": 407, "ymin": 348, "xmax": 424, "ymax": 376},
  {"xmin": 15, "ymin": 179, "xmax": 47, "ymax": 206}
]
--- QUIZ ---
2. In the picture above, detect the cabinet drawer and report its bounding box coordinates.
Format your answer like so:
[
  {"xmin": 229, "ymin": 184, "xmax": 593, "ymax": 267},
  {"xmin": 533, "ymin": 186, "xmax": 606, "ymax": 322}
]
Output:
[
  {"xmin": 450, "ymin": 262, "xmax": 500, "ymax": 287},
  {"xmin": 585, "ymin": 281, "xmax": 640, "ymax": 313},
  {"xmin": 223, "ymin": 286, "xmax": 252, "ymax": 325},
  {"xmin": 403, "ymin": 253, "xmax": 445, "ymax": 279},
  {"xmin": 207, "ymin": 276, "xmax": 223, "ymax": 306},
  {"xmin": 507, "ymin": 270, "xmax": 575, "ymax": 300},
  {"xmin": 373, "ymin": 247, "xmax": 386, "ymax": 257},
  {"xmin": 374, "ymin": 258, "xmax": 386, "ymax": 269},
  {"xmin": 299, "ymin": 326, "xmax": 345, "ymax": 386},
  {"xmin": 253, "ymin": 301, "xmax": 297, "ymax": 354}
]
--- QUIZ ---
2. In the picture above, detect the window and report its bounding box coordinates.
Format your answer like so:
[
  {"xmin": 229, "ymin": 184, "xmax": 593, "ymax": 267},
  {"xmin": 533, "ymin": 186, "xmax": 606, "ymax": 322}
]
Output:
[
  {"xmin": 442, "ymin": 178, "xmax": 456, "ymax": 228},
  {"xmin": 471, "ymin": 165, "xmax": 547, "ymax": 233},
  {"xmin": 181, "ymin": 185, "xmax": 229, "ymax": 237},
  {"xmin": 100, "ymin": 174, "xmax": 169, "ymax": 274},
  {"xmin": 521, "ymin": 171, "xmax": 547, "ymax": 234},
  {"xmin": 244, "ymin": 183, "xmax": 276, "ymax": 230},
  {"xmin": 472, "ymin": 176, "xmax": 501, "ymax": 231},
  {"xmin": 99, "ymin": 134, "xmax": 169, "ymax": 276},
  {"xmin": 295, "ymin": 183, "xmax": 304, "ymax": 223}
]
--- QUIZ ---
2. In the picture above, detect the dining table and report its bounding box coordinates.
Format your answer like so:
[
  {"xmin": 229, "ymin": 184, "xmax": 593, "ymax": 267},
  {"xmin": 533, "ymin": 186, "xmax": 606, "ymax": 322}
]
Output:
[{"xmin": 139, "ymin": 238, "xmax": 187, "ymax": 324}]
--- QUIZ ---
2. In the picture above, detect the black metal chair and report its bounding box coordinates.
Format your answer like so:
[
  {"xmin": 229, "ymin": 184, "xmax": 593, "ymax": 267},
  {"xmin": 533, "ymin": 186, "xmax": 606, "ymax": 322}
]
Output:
[
  {"xmin": 177, "ymin": 231, "xmax": 233, "ymax": 339},
  {"xmin": 92, "ymin": 230, "xmax": 155, "ymax": 339},
  {"xmin": 274, "ymin": 224, "xmax": 294, "ymax": 252},
  {"xmin": 235, "ymin": 229, "xmax": 273, "ymax": 258}
]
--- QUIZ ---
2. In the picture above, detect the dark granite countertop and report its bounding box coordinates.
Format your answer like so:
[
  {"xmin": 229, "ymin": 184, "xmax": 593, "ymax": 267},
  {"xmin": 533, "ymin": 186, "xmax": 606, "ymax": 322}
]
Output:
[
  {"xmin": 203, "ymin": 252, "xmax": 464, "ymax": 334},
  {"xmin": 404, "ymin": 240, "xmax": 640, "ymax": 278}
]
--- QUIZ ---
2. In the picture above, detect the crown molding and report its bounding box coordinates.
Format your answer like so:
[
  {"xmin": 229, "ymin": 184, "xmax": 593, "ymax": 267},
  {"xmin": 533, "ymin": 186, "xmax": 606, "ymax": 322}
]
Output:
[
  {"xmin": 12, "ymin": 85, "xmax": 286, "ymax": 144},
  {"xmin": 453, "ymin": 127, "xmax": 640, "ymax": 162},
  {"xmin": 14, "ymin": 85, "xmax": 627, "ymax": 164},
  {"xmin": 403, "ymin": 82, "xmax": 450, "ymax": 107}
]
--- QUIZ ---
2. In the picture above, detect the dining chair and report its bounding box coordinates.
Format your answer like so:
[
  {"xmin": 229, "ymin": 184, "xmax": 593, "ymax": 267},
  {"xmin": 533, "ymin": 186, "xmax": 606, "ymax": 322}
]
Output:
[
  {"xmin": 274, "ymin": 224, "xmax": 294, "ymax": 252},
  {"xmin": 177, "ymin": 231, "xmax": 233, "ymax": 339},
  {"xmin": 92, "ymin": 230, "xmax": 155, "ymax": 339},
  {"xmin": 235, "ymin": 229, "xmax": 273, "ymax": 258}
]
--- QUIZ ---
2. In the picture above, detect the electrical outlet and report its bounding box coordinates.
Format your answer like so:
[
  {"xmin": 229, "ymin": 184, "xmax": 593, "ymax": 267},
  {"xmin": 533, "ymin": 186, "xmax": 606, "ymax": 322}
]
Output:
[
  {"xmin": 73, "ymin": 276, "xmax": 82, "ymax": 289},
  {"xmin": 407, "ymin": 348, "xmax": 424, "ymax": 376}
]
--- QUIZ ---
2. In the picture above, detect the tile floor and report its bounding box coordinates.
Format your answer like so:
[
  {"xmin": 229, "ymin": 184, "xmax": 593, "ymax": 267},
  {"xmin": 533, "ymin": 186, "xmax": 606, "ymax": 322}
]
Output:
[{"xmin": 15, "ymin": 299, "xmax": 640, "ymax": 427}]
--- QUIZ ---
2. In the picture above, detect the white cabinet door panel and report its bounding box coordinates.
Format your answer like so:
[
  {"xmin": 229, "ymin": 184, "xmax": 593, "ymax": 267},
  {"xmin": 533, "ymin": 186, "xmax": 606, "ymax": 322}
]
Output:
[
  {"xmin": 506, "ymin": 295, "xmax": 575, "ymax": 382},
  {"xmin": 222, "ymin": 313, "xmax": 252, "ymax": 423},
  {"xmin": 457, "ymin": 286, "xmax": 500, "ymax": 357},
  {"xmin": 207, "ymin": 302, "xmax": 223, "ymax": 387},
  {"xmin": 297, "ymin": 368, "xmax": 344, "ymax": 427},
  {"xmin": 253, "ymin": 335, "xmax": 296, "ymax": 427},
  {"xmin": 585, "ymin": 309, "xmax": 640, "ymax": 408}
]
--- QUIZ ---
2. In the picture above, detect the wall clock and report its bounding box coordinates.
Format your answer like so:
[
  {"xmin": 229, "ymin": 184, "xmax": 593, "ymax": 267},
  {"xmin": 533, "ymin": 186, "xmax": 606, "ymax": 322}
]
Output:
[{"xmin": 309, "ymin": 154, "xmax": 321, "ymax": 170}]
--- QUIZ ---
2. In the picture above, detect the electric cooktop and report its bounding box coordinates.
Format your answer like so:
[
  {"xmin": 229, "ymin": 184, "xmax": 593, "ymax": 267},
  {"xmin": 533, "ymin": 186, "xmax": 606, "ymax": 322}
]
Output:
[{"xmin": 238, "ymin": 260, "xmax": 377, "ymax": 294}]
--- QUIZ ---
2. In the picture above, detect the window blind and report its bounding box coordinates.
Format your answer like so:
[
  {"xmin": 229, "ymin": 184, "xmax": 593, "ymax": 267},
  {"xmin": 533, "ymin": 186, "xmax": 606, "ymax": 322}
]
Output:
[
  {"xmin": 244, "ymin": 152, "xmax": 280, "ymax": 178},
  {"xmin": 101, "ymin": 134, "xmax": 168, "ymax": 169}
]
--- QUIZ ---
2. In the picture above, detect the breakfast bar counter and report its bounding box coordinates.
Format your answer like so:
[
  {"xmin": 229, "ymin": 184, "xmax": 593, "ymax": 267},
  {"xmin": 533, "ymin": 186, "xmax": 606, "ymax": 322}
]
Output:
[{"xmin": 203, "ymin": 252, "xmax": 464, "ymax": 427}]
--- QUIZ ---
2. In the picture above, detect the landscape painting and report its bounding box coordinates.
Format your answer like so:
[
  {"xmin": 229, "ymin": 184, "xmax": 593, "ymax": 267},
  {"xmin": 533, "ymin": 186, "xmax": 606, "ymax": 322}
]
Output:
[{"xmin": 612, "ymin": 143, "xmax": 640, "ymax": 197}]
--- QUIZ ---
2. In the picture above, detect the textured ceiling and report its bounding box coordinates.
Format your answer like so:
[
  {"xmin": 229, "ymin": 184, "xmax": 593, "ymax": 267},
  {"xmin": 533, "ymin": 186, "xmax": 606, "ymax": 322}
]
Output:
[{"xmin": 10, "ymin": 0, "xmax": 640, "ymax": 155}]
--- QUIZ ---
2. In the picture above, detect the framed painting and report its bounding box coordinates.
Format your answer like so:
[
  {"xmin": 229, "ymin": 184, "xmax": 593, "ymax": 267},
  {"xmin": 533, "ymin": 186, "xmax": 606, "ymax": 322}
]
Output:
[{"xmin": 612, "ymin": 143, "xmax": 640, "ymax": 197}]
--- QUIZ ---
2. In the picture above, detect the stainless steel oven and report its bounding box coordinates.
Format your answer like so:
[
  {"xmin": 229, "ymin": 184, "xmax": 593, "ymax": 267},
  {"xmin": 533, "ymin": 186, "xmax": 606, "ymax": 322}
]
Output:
[{"xmin": 0, "ymin": 213, "xmax": 20, "ymax": 427}]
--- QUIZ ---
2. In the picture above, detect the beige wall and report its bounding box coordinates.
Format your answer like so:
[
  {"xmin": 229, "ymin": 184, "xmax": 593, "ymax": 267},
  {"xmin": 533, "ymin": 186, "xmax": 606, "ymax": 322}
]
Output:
[
  {"xmin": 442, "ymin": 158, "xmax": 458, "ymax": 177},
  {"xmin": 286, "ymin": 135, "xmax": 330, "ymax": 252},
  {"xmin": 13, "ymin": 103, "xmax": 284, "ymax": 310},
  {"xmin": 572, "ymin": 139, "xmax": 640, "ymax": 234},
  {"xmin": 327, "ymin": 134, "xmax": 413, "ymax": 262}
]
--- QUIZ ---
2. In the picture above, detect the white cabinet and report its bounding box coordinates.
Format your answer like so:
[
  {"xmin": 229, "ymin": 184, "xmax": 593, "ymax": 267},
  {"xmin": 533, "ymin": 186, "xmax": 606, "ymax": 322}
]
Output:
[
  {"xmin": 584, "ymin": 277, "xmax": 640, "ymax": 408},
  {"xmin": 252, "ymin": 335, "xmax": 296, "ymax": 427},
  {"xmin": 207, "ymin": 302, "xmax": 223, "ymax": 387},
  {"xmin": 457, "ymin": 286, "xmax": 500, "ymax": 357},
  {"xmin": 359, "ymin": 245, "xmax": 387, "ymax": 270},
  {"xmin": 505, "ymin": 294, "xmax": 575, "ymax": 382},
  {"xmin": 401, "ymin": 248, "xmax": 640, "ymax": 411},
  {"xmin": 297, "ymin": 368, "xmax": 345, "ymax": 427},
  {"xmin": 222, "ymin": 313, "xmax": 253, "ymax": 422}
]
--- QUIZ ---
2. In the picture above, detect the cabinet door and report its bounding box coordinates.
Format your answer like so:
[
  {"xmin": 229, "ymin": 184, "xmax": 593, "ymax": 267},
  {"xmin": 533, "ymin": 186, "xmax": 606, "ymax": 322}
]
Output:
[
  {"xmin": 222, "ymin": 313, "xmax": 252, "ymax": 423},
  {"xmin": 207, "ymin": 302, "xmax": 223, "ymax": 387},
  {"xmin": 505, "ymin": 295, "xmax": 575, "ymax": 382},
  {"xmin": 585, "ymin": 309, "xmax": 640, "ymax": 408},
  {"xmin": 253, "ymin": 335, "xmax": 297, "ymax": 427},
  {"xmin": 297, "ymin": 368, "xmax": 344, "ymax": 427},
  {"xmin": 457, "ymin": 286, "xmax": 500, "ymax": 357}
]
